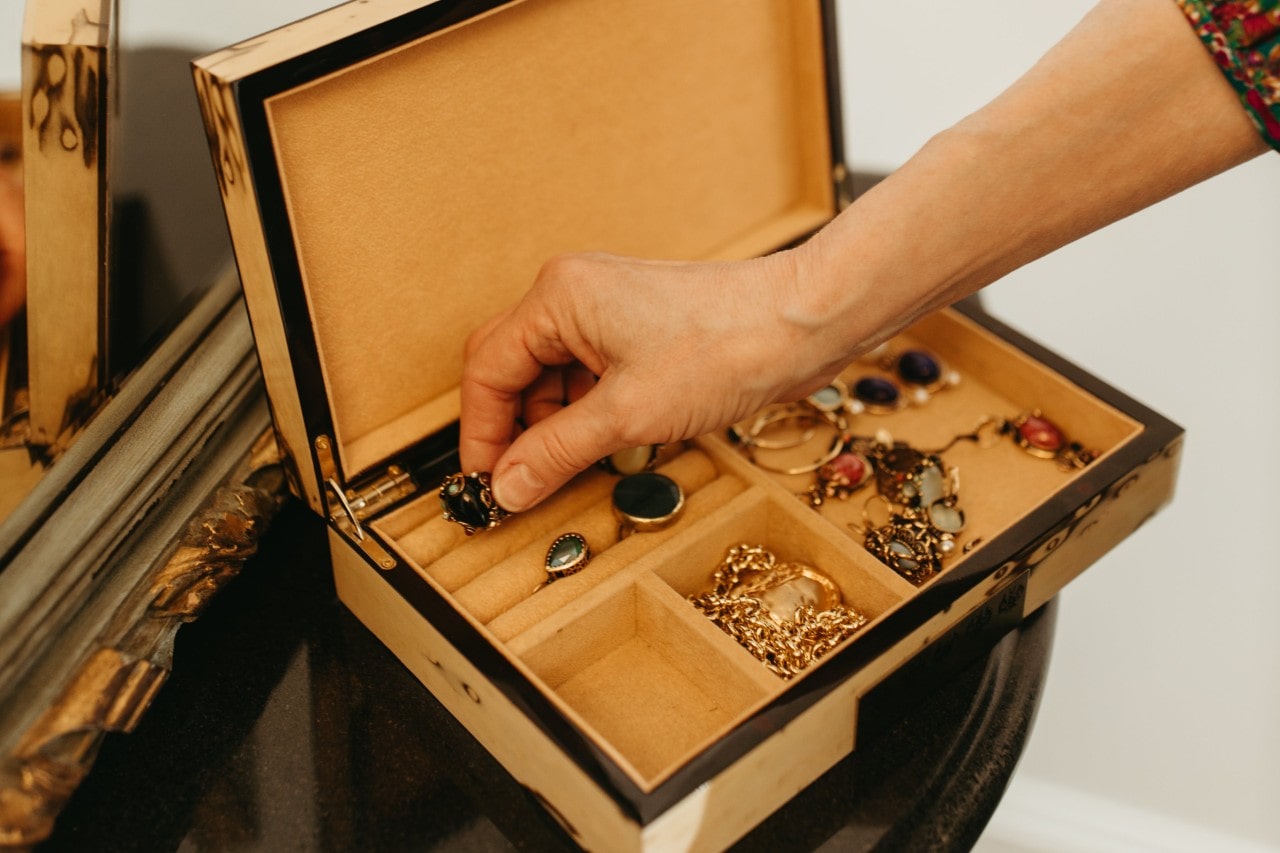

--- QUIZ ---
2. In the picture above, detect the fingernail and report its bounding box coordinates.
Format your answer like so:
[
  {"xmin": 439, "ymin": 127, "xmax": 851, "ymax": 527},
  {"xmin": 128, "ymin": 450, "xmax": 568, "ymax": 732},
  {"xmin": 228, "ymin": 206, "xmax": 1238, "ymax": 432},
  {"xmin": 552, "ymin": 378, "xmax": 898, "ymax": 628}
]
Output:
[{"xmin": 493, "ymin": 463, "xmax": 545, "ymax": 513}]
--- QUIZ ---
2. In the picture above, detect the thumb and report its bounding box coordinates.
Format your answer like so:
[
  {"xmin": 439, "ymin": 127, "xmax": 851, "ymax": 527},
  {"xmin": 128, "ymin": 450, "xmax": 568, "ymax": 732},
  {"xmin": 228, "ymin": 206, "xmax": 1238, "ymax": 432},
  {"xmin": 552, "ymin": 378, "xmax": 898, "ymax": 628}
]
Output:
[{"xmin": 489, "ymin": 386, "xmax": 625, "ymax": 512}]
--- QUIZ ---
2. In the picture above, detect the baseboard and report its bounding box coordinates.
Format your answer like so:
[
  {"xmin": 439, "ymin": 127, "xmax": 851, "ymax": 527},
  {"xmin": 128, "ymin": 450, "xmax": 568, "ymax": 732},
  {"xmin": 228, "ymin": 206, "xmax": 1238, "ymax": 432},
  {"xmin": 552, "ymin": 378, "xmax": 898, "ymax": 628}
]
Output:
[{"xmin": 976, "ymin": 775, "xmax": 1278, "ymax": 853}]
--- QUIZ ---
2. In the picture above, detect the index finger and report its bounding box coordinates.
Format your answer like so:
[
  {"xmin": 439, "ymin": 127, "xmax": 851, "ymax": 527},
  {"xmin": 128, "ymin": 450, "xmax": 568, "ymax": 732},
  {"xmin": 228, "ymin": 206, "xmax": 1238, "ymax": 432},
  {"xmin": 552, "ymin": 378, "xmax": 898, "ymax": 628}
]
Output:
[
  {"xmin": 458, "ymin": 306, "xmax": 569, "ymax": 474},
  {"xmin": 458, "ymin": 314, "xmax": 521, "ymax": 474}
]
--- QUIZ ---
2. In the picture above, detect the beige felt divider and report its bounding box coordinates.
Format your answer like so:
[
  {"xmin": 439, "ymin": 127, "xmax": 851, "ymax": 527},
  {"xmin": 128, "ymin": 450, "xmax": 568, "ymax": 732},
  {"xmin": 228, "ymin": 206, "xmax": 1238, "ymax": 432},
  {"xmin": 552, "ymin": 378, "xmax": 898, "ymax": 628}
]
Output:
[
  {"xmin": 372, "ymin": 441, "xmax": 693, "ymax": 560},
  {"xmin": 488, "ymin": 474, "xmax": 747, "ymax": 643},
  {"xmin": 519, "ymin": 572, "xmax": 776, "ymax": 787},
  {"xmin": 373, "ymin": 489, "xmax": 471, "ymax": 564},
  {"xmin": 511, "ymin": 479, "xmax": 913, "ymax": 788},
  {"xmin": 452, "ymin": 495, "xmax": 626, "ymax": 624},
  {"xmin": 416, "ymin": 449, "xmax": 715, "ymax": 595},
  {"xmin": 376, "ymin": 466, "xmax": 618, "ymax": 588}
]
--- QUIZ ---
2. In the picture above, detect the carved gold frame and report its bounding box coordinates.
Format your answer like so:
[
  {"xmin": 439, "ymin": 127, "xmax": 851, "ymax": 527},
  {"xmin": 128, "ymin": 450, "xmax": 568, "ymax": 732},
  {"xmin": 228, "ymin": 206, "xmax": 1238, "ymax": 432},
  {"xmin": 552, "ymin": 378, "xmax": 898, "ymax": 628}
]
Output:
[{"xmin": 0, "ymin": 273, "xmax": 287, "ymax": 847}]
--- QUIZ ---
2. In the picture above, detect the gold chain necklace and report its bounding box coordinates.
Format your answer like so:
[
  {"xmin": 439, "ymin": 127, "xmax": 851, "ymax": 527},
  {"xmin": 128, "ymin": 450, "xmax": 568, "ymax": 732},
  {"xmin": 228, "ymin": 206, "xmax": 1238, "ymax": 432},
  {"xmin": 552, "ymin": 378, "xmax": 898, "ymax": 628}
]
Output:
[{"xmin": 689, "ymin": 544, "xmax": 868, "ymax": 679}]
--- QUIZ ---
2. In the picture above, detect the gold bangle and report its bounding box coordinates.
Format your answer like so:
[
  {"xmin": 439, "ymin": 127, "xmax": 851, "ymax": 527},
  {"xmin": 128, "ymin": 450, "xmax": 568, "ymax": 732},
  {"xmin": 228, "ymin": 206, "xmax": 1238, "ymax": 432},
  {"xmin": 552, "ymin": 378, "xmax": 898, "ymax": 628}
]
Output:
[{"xmin": 747, "ymin": 430, "xmax": 845, "ymax": 476}]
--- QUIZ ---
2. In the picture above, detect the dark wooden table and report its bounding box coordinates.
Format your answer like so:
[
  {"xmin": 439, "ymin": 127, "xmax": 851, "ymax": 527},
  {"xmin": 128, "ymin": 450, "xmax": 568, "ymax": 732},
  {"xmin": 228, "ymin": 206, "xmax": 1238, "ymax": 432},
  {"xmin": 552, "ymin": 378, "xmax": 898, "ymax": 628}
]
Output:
[
  {"xmin": 34, "ymin": 58, "xmax": 1052, "ymax": 850},
  {"xmin": 43, "ymin": 500, "xmax": 1054, "ymax": 852}
]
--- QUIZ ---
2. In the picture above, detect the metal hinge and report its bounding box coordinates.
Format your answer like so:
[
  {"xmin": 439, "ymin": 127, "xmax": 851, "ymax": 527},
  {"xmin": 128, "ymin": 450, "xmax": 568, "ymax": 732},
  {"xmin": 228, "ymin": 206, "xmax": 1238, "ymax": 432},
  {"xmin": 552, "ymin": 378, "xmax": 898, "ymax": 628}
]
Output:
[{"xmin": 315, "ymin": 435, "xmax": 411, "ymax": 571}]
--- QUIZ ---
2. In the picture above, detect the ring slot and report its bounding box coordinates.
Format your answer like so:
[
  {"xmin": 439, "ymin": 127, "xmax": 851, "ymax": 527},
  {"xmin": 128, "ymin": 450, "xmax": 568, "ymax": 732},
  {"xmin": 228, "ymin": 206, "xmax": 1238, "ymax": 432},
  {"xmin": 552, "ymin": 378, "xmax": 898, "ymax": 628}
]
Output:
[{"xmin": 489, "ymin": 473, "xmax": 748, "ymax": 642}]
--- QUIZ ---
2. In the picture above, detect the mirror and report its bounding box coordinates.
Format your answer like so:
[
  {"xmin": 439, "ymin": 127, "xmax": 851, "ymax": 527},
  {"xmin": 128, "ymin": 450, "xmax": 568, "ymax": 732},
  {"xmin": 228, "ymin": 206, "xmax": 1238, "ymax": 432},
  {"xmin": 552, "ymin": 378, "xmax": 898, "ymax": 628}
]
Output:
[
  {"xmin": 0, "ymin": 4, "xmax": 332, "ymax": 843},
  {"xmin": 0, "ymin": 1, "xmax": 333, "ymax": 543}
]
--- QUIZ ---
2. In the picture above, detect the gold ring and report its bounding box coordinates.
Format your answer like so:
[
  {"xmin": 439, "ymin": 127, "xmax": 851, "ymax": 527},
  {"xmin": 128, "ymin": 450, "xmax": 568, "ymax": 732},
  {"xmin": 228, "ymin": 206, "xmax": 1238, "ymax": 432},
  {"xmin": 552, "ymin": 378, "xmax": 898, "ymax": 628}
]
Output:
[{"xmin": 612, "ymin": 472, "xmax": 685, "ymax": 538}]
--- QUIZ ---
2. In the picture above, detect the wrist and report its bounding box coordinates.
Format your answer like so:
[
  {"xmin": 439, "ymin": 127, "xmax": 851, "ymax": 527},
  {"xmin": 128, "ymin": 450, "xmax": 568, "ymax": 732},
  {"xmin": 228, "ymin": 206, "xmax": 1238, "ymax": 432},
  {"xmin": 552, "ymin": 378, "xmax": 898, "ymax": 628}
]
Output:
[{"xmin": 780, "ymin": 208, "xmax": 898, "ymax": 374}]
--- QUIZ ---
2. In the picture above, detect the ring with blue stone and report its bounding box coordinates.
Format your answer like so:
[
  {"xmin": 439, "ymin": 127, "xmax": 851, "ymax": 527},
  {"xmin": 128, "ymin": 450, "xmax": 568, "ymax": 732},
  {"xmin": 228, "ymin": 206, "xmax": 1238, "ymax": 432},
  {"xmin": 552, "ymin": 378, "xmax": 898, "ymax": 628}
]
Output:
[
  {"xmin": 887, "ymin": 348, "xmax": 961, "ymax": 405},
  {"xmin": 536, "ymin": 532, "xmax": 592, "ymax": 591},
  {"xmin": 849, "ymin": 375, "xmax": 906, "ymax": 415},
  {"xmin": 439, "ymin": 471, "xmax": 510, "ymax": 536}
]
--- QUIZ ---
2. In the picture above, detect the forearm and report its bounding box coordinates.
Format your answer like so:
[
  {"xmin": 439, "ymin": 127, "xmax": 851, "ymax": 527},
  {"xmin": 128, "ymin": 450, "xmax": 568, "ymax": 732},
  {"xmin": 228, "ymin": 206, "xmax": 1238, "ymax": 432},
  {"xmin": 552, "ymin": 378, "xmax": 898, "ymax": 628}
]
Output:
[{"xmin": 792, "ymin": 0, "xmax": 1267, "ymax": 359}]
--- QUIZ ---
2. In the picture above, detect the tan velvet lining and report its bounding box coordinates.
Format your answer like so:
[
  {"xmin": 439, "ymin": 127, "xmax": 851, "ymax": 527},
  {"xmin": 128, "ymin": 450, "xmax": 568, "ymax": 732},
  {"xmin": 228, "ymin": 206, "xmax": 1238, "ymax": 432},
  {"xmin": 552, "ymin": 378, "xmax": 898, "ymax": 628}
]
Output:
[
  {"xmin": 264, "ymin": 0, "xmax": 834, "ymax": 478},
  {"xmin": 521, "ymin": 576, "xmax": 772, "ymax": 782},
  {"xmin": 366, "ymin": 309, "xmax": 1142, "ymax": 790}
]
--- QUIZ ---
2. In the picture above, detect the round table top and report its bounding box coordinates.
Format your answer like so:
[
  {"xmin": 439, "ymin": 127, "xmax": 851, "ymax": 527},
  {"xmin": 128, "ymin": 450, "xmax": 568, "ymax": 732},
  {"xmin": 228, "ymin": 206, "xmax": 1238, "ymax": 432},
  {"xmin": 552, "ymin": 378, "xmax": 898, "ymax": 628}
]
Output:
[{"xmin": 44, "ymin": 502, "xmax": 1055, "ymax": 852}]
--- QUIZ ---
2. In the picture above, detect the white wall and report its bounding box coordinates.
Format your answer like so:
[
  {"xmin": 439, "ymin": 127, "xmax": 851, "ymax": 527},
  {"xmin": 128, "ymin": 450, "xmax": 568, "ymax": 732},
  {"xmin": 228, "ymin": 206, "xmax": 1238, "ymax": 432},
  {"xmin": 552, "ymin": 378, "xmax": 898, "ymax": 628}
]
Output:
[
  {"xmin": 4, "ymin": 1, "xmax": 1277, "ymax": 848},
  {"xmin": 839, "ymin": 2, "xmax": 1280, "ymax": 850}
]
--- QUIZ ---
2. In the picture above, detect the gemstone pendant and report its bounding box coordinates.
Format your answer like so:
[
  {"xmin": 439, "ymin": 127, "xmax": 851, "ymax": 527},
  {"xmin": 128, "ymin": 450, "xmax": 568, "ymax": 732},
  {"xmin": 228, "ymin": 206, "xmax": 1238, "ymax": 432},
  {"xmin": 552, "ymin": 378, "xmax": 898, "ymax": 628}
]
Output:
[
  {"xmin": 927, "ymin": 498, "xmax": 965, "ymax": 534},
  {"xmin": 904, "ymin": 458, "xmax": 947, "ymax": 508},
  {"xmin": 1004, "ymin": 411, "xmax": 1097, "ymax": 469},
  {"xmin": 439, "ymin": 471, "xmax": 510, "ymax": 535}
]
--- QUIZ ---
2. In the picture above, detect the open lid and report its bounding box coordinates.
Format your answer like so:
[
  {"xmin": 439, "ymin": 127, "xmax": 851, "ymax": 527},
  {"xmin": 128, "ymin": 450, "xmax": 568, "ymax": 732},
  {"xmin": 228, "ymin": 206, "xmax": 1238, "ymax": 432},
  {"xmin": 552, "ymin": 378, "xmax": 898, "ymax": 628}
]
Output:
[
  {"xmin": 21, "ymin": 0, "xmax": 117, "ymax": 450},
  {"xmin": 194, "ymin": 0, "xmax": 845, "ymax": 514}
]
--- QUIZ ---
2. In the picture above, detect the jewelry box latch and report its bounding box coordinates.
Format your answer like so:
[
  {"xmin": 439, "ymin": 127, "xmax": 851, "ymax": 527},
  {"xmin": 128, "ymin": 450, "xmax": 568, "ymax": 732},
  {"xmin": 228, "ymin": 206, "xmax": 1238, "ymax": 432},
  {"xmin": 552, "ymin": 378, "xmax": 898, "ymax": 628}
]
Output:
[{"xmin": 315, "ymin": 435, "xmax": 409, "ymax": 570}]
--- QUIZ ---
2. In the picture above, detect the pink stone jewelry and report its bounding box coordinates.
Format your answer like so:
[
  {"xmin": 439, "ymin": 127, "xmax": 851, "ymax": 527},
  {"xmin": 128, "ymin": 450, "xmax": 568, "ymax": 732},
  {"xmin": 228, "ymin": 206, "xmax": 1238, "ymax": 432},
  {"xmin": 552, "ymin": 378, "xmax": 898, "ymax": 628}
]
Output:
[
  {"xmin": 1001, "ymin": 411, "xmax": 1097, "ymax": 469},
  {"xmin": 805, "ymin": 445, "xmax": 874, "ymax": 507}
]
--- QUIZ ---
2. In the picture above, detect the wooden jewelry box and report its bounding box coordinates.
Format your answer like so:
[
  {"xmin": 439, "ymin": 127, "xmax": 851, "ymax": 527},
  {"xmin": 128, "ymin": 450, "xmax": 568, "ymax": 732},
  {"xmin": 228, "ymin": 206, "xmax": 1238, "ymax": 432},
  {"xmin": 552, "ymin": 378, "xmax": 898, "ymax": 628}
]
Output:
[{"xmin": 192, "ymin": 0, "xmax": 1182, "ymax": 849}]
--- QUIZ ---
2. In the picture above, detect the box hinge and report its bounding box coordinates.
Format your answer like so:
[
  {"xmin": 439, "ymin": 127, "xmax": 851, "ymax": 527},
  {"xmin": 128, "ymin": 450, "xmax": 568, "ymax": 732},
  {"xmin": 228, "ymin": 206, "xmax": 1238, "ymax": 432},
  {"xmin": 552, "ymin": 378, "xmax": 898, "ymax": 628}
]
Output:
[
  {"xmin": 833, "ymin": 163, "xmax": 855, "ymax": 211},
  {"xmin": 315, "ymin": 435, "xmax": 410, "ymax": 571}
]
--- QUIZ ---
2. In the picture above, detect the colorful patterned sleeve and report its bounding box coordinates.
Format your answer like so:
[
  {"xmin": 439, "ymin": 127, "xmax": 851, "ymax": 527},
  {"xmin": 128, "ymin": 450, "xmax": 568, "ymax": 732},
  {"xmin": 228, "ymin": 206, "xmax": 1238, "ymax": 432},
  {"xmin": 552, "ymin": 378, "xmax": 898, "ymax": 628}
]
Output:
[{"xmin": 1175, "ymin": 0, "xmax": 1280, "ymax": 149}]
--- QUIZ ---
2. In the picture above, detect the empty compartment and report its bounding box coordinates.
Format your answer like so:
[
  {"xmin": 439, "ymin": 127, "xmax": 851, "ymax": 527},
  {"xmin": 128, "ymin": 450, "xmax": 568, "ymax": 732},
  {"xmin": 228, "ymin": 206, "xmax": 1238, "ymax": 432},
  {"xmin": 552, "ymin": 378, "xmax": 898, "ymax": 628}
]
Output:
[{"xmin": 520, "ymin": 574, "xmax": 772, "ymax": 789}]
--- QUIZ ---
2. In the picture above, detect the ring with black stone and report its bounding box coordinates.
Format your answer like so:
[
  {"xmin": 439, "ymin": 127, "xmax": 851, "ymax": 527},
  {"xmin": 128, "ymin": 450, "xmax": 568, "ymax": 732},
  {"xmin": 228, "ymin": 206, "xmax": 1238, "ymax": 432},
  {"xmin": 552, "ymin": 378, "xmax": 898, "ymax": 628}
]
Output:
[
  {"xmin": 612, "ymin": 471, "xmax": 685, "ymax": 539},
  {"xmin": 535, "ymin": 532, "xmax": 592, "ymax": 592},
  {"xmin": 439, "ymin": 471, "xmax": 510, "ymax": 536}
]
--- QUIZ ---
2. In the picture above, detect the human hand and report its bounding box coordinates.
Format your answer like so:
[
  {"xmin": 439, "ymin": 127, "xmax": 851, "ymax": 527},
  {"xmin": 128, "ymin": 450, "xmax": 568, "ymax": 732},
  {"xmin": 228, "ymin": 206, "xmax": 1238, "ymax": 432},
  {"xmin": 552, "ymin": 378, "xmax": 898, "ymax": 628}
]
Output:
[
  {"xmin": 0, "ymin": 173, "xmax": 25, "ymax": 328},
  {"xmin": 458, "ymin": 247, "xmax": 851, "ymax": 512}
]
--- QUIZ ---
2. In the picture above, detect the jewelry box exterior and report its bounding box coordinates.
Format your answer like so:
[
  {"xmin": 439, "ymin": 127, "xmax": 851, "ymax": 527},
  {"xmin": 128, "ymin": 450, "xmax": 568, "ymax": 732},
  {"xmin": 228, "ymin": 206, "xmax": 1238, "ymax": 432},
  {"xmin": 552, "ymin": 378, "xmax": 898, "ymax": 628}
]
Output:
[
  {"xmin": 321, "ymin": 368, "xmax": 1181, "ymax": 850},
  {"xmin": 191, "ymin": 1, "xmax": 1183, "ymax": 848}
]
